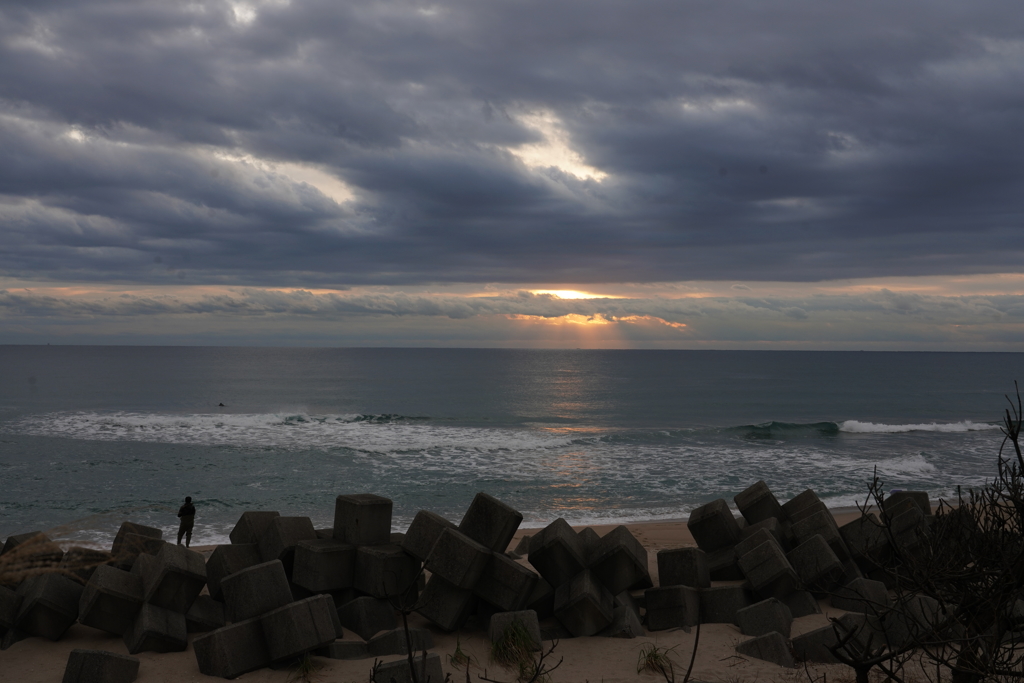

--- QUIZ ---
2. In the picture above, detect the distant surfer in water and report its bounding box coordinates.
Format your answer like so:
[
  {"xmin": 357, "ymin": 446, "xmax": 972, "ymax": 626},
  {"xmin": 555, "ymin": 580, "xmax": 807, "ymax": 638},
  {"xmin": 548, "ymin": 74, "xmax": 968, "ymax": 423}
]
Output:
[{"xmin": 176, "ymin": 496, "xmax": 196, "ymax": 547}]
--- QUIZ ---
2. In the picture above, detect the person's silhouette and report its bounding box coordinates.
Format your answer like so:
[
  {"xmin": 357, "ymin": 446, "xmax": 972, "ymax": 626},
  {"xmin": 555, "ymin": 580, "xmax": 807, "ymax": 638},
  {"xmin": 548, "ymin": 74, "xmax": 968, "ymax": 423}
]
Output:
[{"xmin": 176, "ymin": 496, "xmax": 196, "ymax": 547}]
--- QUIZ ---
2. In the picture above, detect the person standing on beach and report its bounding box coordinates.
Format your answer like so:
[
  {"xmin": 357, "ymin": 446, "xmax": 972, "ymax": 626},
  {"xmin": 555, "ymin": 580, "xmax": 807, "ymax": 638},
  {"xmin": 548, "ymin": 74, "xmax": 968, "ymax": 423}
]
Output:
[{"xmin": 176, "ymin": 496, "xmax": 196, "ymax": 547}]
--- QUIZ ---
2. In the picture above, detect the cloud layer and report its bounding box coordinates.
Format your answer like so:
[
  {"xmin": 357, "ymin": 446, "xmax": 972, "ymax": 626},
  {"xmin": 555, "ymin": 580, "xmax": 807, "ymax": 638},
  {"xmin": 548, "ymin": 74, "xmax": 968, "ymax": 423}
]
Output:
[{"xmin": 3, "ymin": 0, "xmax": 1024, "ymax": 288}]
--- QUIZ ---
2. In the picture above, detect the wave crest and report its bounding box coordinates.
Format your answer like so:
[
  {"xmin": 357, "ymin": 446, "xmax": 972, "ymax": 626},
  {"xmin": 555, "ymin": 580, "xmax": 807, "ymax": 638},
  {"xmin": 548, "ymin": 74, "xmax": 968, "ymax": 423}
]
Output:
[{"xmin": 839, "ymin": 420, "xmax": 998, "ymax": 434}]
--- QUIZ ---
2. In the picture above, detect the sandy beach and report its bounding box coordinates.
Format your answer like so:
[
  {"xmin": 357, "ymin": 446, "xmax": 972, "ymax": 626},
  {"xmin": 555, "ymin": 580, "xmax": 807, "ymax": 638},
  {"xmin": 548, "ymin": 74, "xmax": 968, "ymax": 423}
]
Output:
[{"xmin": 0, "ymin": 510, "xmax": 894, "ymax": 683}]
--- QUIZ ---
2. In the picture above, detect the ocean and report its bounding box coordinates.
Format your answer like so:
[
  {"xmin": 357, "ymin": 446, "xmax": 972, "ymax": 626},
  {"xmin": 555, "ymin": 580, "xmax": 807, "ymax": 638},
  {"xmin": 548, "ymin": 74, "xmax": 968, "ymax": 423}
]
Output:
[{"xmin": 1, "ymin": 347, "xmax": 1021, "ymax": 547}]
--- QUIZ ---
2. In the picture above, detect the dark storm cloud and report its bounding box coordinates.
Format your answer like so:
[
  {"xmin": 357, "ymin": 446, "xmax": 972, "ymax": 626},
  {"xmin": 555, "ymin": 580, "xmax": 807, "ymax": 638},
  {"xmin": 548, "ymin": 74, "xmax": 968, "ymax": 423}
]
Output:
[{"xmin": 2, "ymin": 0, "xmax": 1023, "ymax": 286}]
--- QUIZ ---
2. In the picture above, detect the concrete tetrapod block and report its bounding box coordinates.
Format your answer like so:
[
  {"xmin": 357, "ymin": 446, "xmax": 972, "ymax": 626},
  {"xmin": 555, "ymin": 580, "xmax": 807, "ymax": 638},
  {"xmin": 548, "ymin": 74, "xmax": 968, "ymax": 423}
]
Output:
[
  {"xmin": 783, "ymin": 590, "xmax": 821, "ymax": 618},
  {"xmin": 292, "ymin": 538, "xmax": 356, "ymax": 592},
  {"xmin": 687, "ymin": 499, "xmax": 742, "ymax": 551},
  {"xmin": 791, "ymin": 613, "xmax": 885, "ymax": 663},
  {"xmin": 645, "ymin": 585, "xmax": 699, "ymax": 631},
  {"xmin": 788, "ymin": 500, "xmax": 834, "ymax": 526},
  {"xmin": 839, "ymin": 513, "xmax": 891, "ymax": 572},
  {"xmin": 220, "ymin": 559, "xmax": 293, "ymax": 622},
  {"xmin": 883, "ymin": 491, "xmax": 931, "ymax": 517},
  {"xmin": 367, "ymin": 627, "xmax": 435, "ymax": 656},
  {"xmin": 734, "ymin": 528, "xmax": 782, "ymax": 561},
  {"xmin": 229, "ymin": 511, "xmax": 281, "ymax": 545},
  {"xmin": 890, "ymin": 506, "xmax": 931, "ymax": 560},
  {"xmin": 373, "ymin": 652, "xmax": 445, "ymax": 683},
  {"xmin": 338, "ymin": 595, "xmax": 397, "ymax": 640},
  {"xmin": 706, "ymin": 547, "xmax": 744, "ymax": 581},
  {"xmin": 355, "ymin": 544, "xmax": 420, "ymax": 601},
  {"xmin": 123, "ymin": 603, "xmax": 187, "ymax": 654},
  {"xmin": 527, "ymin": 518, "xmax": 588, "ymax": 588},
  {"xmin": 735, "ymin": 631, "xmax": 795, "ymax": 668},
  {"xmin": 739, "ymin": 517, "xmax": 785, "ymax": 546},
  {"xmin": 260, "ymin": 594, "xmax": 338, "ymax": 664},
  {"xmin": 588, "ymin": 525, "xmax": 650, "ymax": 595},
  {"xmin": 1, "ymin": 584, "xmax": 22, "ymax": 632},
  {"xmin": 787, "ymin": 535, "xmax": 845, "ymax": 595},
  {"xmin": 417, "ymin": 575, "xmax": 476, "ymax": 632},
  {"xmin": 882, "ymin": 594, "xmax": 940, "ymax": 650},
  {"xmin": 657, "ymin": 548, "xmax": 710, "ymax": 589},
  {"xmin": 193, "ymin": 616, "xmax": 270, "ymax": 679},
  {"xmin": 553, "ymin": 570, "xmax": 614, "ymax": 637},
  {"xmin": 424, "ymin": 528, "xmax": 491, "ymax": 590},
  {"xmin": 791, "ymin": 510, "xmax": 850, "ymax": 562},
  {"xmin": 514, "ymin": 535, "xmax": 533, "ymax": 557},
  {"xmin": 830, "ymin": 577, "xmax": 890, "ymax": 613},
  {"xmin": 111, "ymin": 523, "xmax": 163, "ymax": 557},
  {"xmin": 185, "ymin": 595, "xmax": 226, "ymax": 633},
  {"xmin": 780, "ymin": 489, "xmax": 822, "ymax": 521},
  {"xmin": 60, "ymin": 547, "xmax": 114, "ymax": 585},
  {"xmin": 736, "ymin": 597, "xmax": 793, "ymax": 637},
  {"xmin": 474, "ymin": 550, "xmax": 539, "ymax": 612},
  {"xmin": 317, "ymin": 640, "xmax": 370, "ymax": 660},
  {"xmin": 1, "ymin": 531, "xmax": 52, "ymax": 556},
  {"xmin": 78, "ymin": 565, "xmax": 143, "ymax": 636},
  {"xmin": 401, "ymin": 510, "xmax": 457, "ymax": 562},
  {"xmin": 257, "ymin": 516, "xmax": 317, "ymax": 570},
  {"xmin": 459, "ymin": 492, "xmax": 524, "ymax": 553},
  {"xmin": 334, "ymin": 494, "xmax": 393, "ymax": 546},
  {"xmin": 525, "ymin": 579, "xmax": 555, "ymax": 621},
  {"xmin": 615, "ymin": 590, "xmax": 642, "ymax": 620},
  {"xmin": 600, "ymin": 604, "xmax": 645, "ymax": 638},
  {"xmin": 205, "ymin": 543, "xmax": 262, "ymax": 601},
  {"xmin": 700, "ymin": 585, "xmax": 753, "ymax": 624},
  {"xmin": 139, "ymin": 543, "xmax": 207, "ymax": 613},
  {"xmin": 735, "ymin": 481, "xmax": 785, "ymax": 526},
  {"xmin": 15, "ymin": 573, "xmax": 84, "ymax": 640},
  {"xmin": 737, "ymin": 541, "xmax": 799, "ymax": 600},
  {"xmin": 489, "ymin": 610, "xmax": 542, "ymax": 650},
  {"xmin": 62, "ymin": 648, "xmax": 140, "ymax": 683},
  {"xmin": 577, "ymin": 528, "xmax": 601, "ymax": 564}
]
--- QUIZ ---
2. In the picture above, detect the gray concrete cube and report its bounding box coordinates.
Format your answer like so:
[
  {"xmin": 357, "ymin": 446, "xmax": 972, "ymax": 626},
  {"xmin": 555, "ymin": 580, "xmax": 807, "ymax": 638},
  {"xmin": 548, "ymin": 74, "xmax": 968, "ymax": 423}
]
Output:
[
  {"xmin": 123, "ymin": 603, "xmax": 187, "ymax": 654},
  {"xmin": 644, "ymin": 585, "xmax": 699, "ymax": 631},
  {"xmin": 139, "ymin": 543, "xmax": 207, "ymax": 613},
  {"xmin": 700, "ymin": 585, "xmax": 753, "ymax": 624},
  {"xmin": 883, "ymin": 594, "xmax": 940, "ymax": 649},
  {"xmin": 736, "ymin": 597, "xmax": 793, "ymax": 637},
  {"xmin": 577, "ymin": 527, "xmax": 601, "ymax": 564},
  {"xmin": 884, "ymin": 491, "xmax": 931, "ymax": 517},
  {"xmin": 600, "ymin": 604, "xmax": 645, "ymax": 638},
  {"xmin": 373, "ymin": 652, "xmax": 444, "ymax": 683},
  {"xmin": 734, "ymin": 528, "xmax": 782, "ymax": 560},
  {"xmin": 317, "ymin": 640, "xmax": 369, "ymax": 660},
  {"xmin": 787, "ymin": 535, "xmax": 844, "ymax": 595},
  {"xmin": 458, "ymin": 492, "xmax": 523, "ymax": 553},
  {"xmin": 525, "ymin": 578, "xmax": 555, "ymax": 620},
  {"xmin": 185, "ymin": 595, "xmax": 225, "ymax": 633},
  {"xmin": 890, "ymin": 506, "xmax": 931, "ymax": 559},
  {"xmin": 417, "ymin": 575, "xmax": 476, "ymax": 632},
  {"xmin": 367, "ymin": 627, "xmax": 435, "ymax": 656},
  {"xmin": 788, "ymin": 500, "xmax": 834, "ymax": 525},
  {"xmin": 474, "ymin": 551, "xmax": 539, "ymax": 612},
  {"xmin": 15, "ymin": 573, "xmax": 83, "ymax": 640},
  {"xmin": 205, "ymin": 543, "xmax": 262, "ymax": 601},
  {"xmin": 783, "ymin": 590, "xmax": 821, "ymax": 618},
  {"xmin": 791, "ymin": 509, "xmax": 850, "ymax": 562},
  {"xmin": 220, "ymin": 559, "xmax": 293, "ymax": 622},
  {"xmin": 78, "ymin": 565, "xmax": 143, "ymax": 636},
  {"xmin": 292, "ymin": 538, "xmax": 356, "ymax": 592},
  {"xmin": 1, "ymin": 531, "xmax": 52, "ymax": 556},
  {"xmin": 735, "ymin": 481, "xmax": 784, "ymax": 525},
  {"xmin": 489, "ymin": 609, "xmax": 541, "ymax": 650},
  {"xmin": 401, "ymin": 510, "xmax": 457, "ymax": 562},
  {"xmin": 780, "ymin": 489, "xmax": 822, "ymax": 521},
  {"xmin": 737, "ymin": 541, "xmax": 799, "ymax": 599},
  {"xmin": 62, "ymin": 648, "xmax": 139, "ymax": 683},
  {"xmin": 527, "ymin": 518, "xmax": 588, "ymax": 588},
  {"xmin": 687, "ymin": 499, "xmax": 742, "ymax": 551},
  {"xmin": 355, "ymin": 544, "xmax": 420, "ymax": 601},
  {"xmin": 1, "ymin": 585, "xmax": 22, "ymax": 632},
  {"xmin": 830, "ymin": 577, "xmax": 889, "ymax": 613},
  {"xmin": 424, "ymin": 528, "xmax": 490, "ymax": 590},
  {"xmin": 656, "ymin": 547, "xmax": 709, "ymax": 589},
  {"xmin": 839, "ymin": 513, "xmax": 891, "ymax": 571},
  {"xmin": 338, "ymin": 595, "xmax": 397, "ymax": 640},
  {"xmin": 706, "ymin": 546, "xmax": 744, "ymax": 581},
  {"xmin": 193, "ymin": 616, "xmax": 269, "ymax": 678},
  {"xmin": 260, "ymin": 594, "xmax": 337, "ymax": 664},
  {"xmin": 257, "ymin": 516, "xmax": 317, "ymax": 568},
  {"xmin": 735, "ymin": 631, "xmax": 795, "ymax": 668},
  {"xmin": 553, "ymin": 570, "xmax": 614, "ymax": 637},
  {"xmin": 111, "ymin": 523, "xmax": 163, "ymax": 560},
  {"xmin": 229, "ymin": 511, "xmax": 281, "ymax": 545},
  {"xmin": 334, "ymin": 494, "xmax": 393, "ymax": 546},
  {"xmin": 588, "ymin": 525, "xmax": 649, "ymax": 595}
]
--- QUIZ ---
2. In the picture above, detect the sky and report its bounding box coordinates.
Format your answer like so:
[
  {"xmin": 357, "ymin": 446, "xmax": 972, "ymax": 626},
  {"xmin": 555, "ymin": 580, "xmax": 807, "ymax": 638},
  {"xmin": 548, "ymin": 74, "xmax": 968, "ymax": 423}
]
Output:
[{"xmin": 1, "ymin": 0, "xmax": 1023, "ymax": 349}]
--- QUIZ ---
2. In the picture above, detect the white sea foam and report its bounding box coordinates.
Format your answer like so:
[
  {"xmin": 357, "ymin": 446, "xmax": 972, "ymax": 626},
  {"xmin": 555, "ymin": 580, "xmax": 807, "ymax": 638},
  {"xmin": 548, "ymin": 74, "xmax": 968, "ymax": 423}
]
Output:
[
  {"xmin": 839, "ymin": 420, "xmax": 998, "ymax": 434},
  {"xmin": 6, "ymin": 411, "xmax": 576, "ymax": 453}
]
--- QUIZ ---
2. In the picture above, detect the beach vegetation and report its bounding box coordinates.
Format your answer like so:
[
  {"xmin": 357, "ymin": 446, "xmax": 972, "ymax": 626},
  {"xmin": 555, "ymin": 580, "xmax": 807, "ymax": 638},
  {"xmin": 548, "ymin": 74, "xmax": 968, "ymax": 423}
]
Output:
[
  {"xmin": 478, "ymin": 638, "xmax": 562, "ymax": 683},
  {"xmin": 490, "ymin": 618, "xmax": 541, "ymax": 681},
  {"xmin": 287, "ymin": 653, "xmax": 326, "ymax": 683}
]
